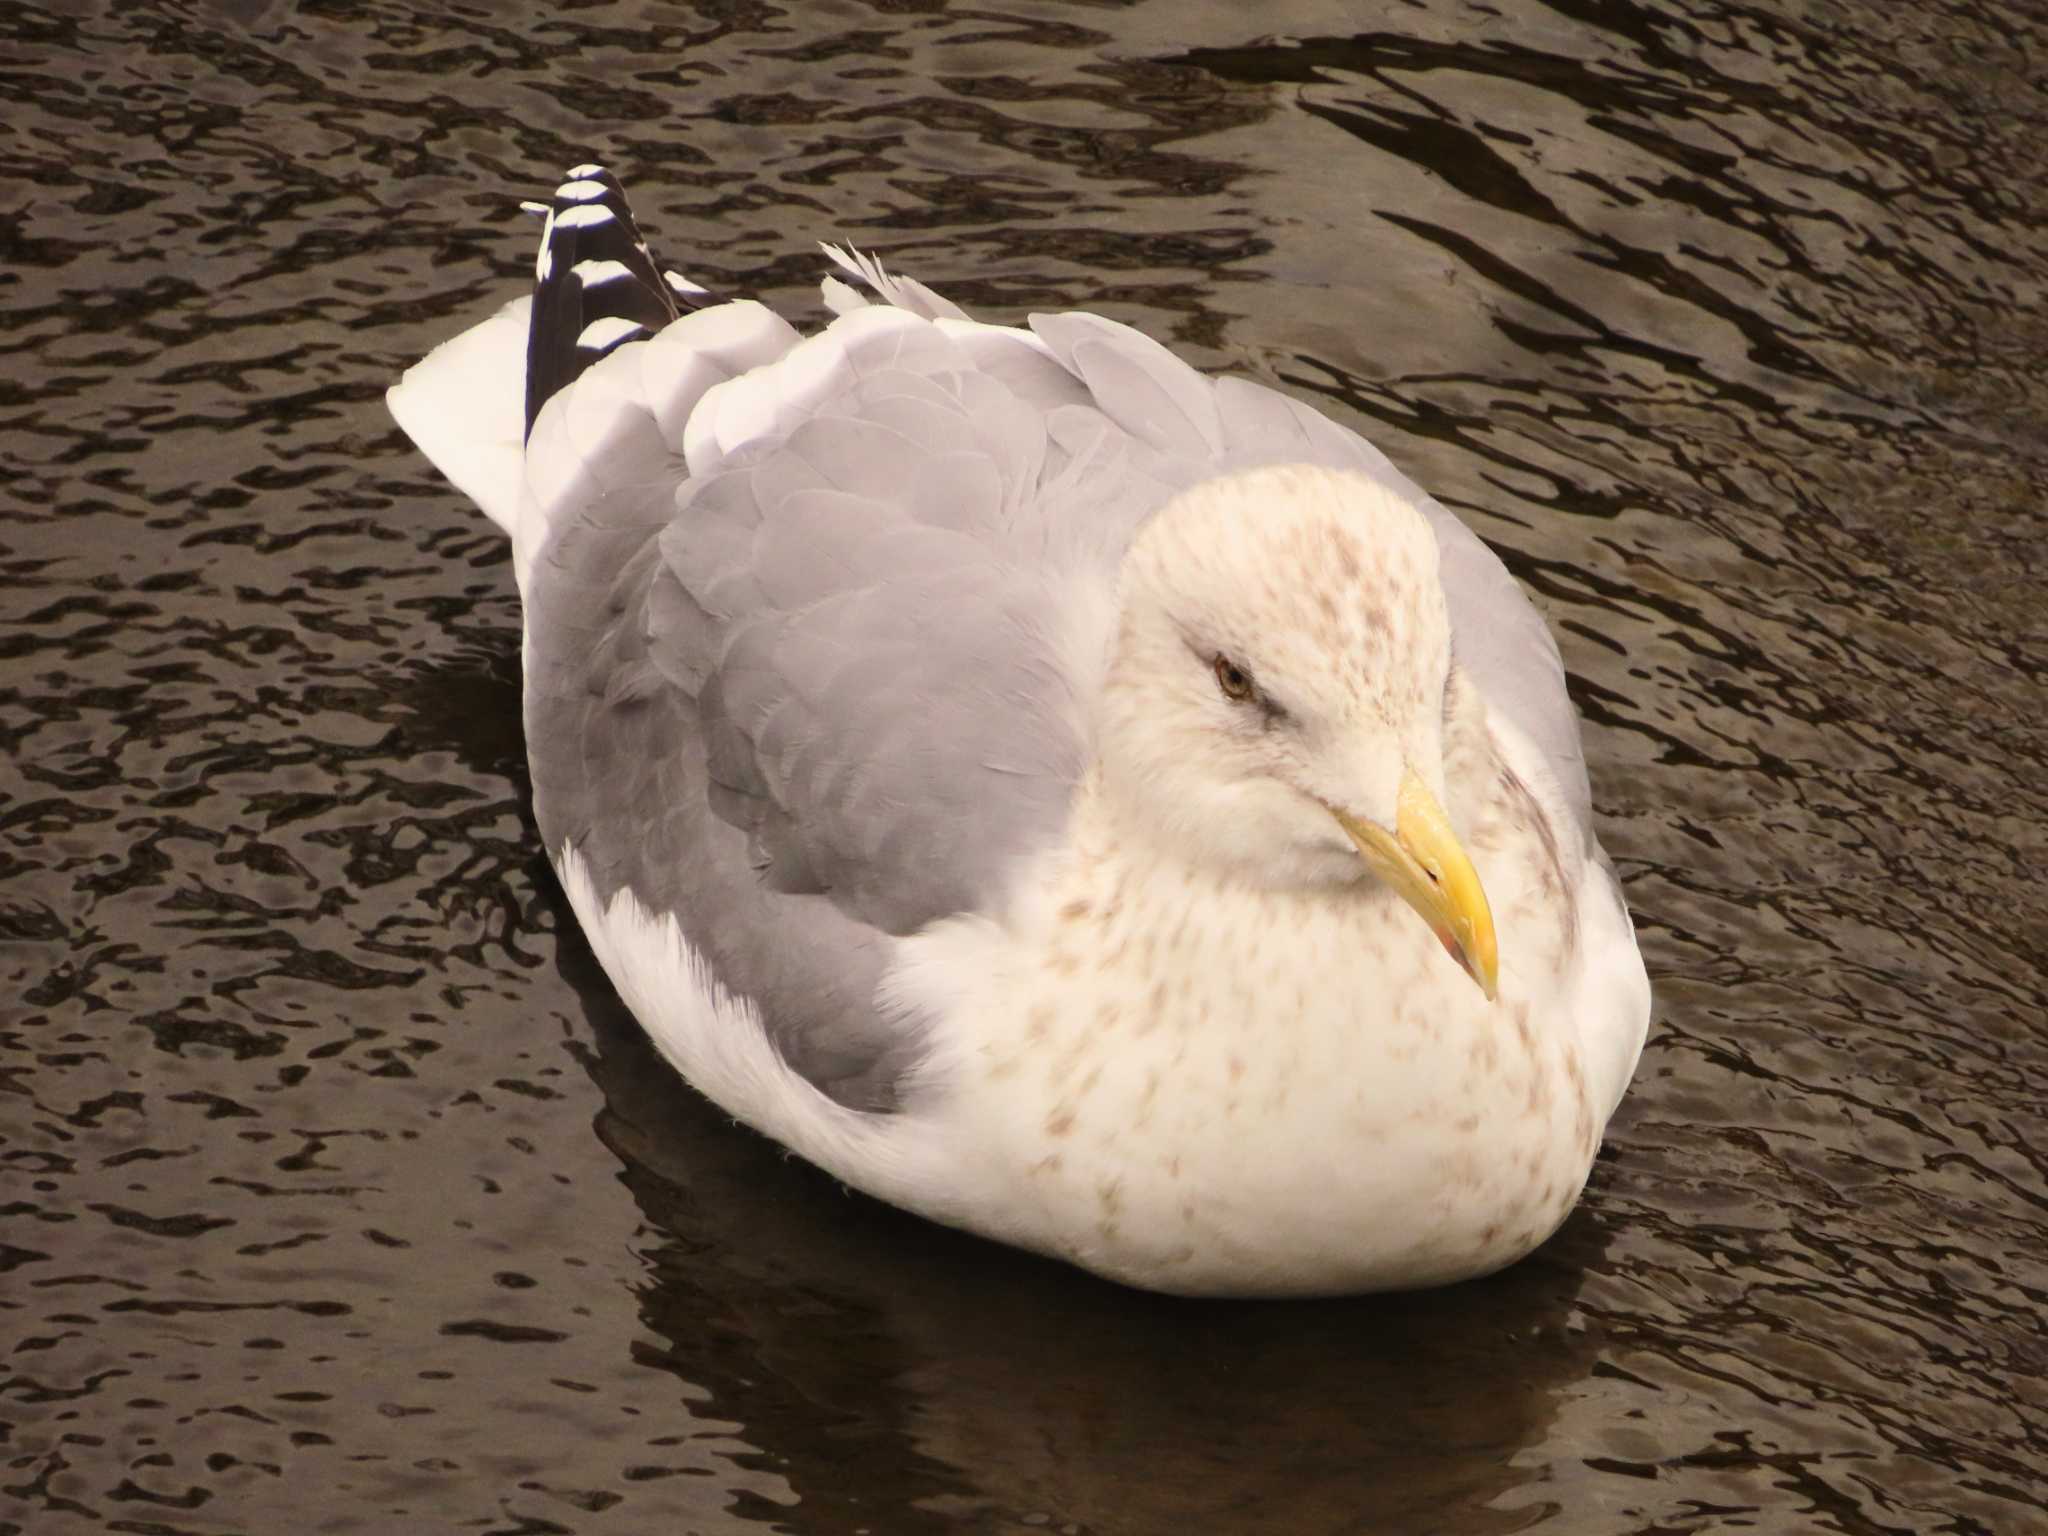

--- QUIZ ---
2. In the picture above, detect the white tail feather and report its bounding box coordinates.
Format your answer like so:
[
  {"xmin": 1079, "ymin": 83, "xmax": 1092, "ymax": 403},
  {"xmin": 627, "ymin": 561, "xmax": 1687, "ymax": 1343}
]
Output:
[{"xmin": 385, "ymin": 296, "xmax": 531, "ymax": 536}]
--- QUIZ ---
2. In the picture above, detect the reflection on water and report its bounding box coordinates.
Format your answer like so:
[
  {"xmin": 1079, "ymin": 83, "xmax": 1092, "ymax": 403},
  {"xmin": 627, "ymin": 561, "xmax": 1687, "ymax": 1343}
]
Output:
[{"xmin": 2, "ymin": 1, "xmax": 2042, "ymax": 1532}]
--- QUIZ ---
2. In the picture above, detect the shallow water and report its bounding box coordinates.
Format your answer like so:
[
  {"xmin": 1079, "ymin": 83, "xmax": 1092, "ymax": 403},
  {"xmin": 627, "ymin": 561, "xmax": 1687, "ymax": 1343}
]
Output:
[{"xmin": 3, "ymin": 0, "xmax": 2044, "ymax": 1531}]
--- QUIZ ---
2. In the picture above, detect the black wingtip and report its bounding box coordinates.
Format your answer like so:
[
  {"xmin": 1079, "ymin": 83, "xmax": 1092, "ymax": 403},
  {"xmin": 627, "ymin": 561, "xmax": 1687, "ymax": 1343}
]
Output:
[{"xmin": 522, "ymin": 165, "xmax": 723, "ymax": 441}]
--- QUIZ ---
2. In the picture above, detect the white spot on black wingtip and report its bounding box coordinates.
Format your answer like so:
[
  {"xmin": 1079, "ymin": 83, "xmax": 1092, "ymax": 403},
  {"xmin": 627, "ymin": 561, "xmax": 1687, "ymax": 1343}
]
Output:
[
  {"xmin": 556, "ymin": 204, "xmax": 616, "ymax": 231},
  {"xmin": 663, "ymin": 270, "xmax": 707, "ymax": 295},
  {"xmin": 555, "ymin": 177, "xmax": 608, "ymax": 203},
  {"xmin": 576, "ymin": 315, "xmax": 646, "ymax": 351},
  {"xmin": 566, "ymin": 161, "xmax": 605, "ymax": 179},
  {"xmin": 571, "ymin": 257, "xmax": 634, "ymax": 288},
  {"xmin": 519, "ymin": 199, "xmax": 549, "ymax": 217}
]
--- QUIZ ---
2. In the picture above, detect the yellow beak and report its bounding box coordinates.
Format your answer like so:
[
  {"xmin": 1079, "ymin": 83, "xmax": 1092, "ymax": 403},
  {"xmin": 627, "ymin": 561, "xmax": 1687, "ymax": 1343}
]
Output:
[{"xmin": 1330, "ymin": 769, "xmax": 1499, "ymax": 1001}]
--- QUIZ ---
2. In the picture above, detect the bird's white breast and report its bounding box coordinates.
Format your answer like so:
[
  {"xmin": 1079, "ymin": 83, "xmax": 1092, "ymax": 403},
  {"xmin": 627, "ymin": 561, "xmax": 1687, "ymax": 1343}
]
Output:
[{"xmin": 883, "ymin": 777, "xmax": 1625, "ymax": 1297}]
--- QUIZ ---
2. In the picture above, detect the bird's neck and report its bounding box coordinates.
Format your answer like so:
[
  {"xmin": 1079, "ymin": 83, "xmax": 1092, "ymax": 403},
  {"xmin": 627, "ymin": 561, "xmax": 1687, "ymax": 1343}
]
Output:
[{"xmin": 1036, "ymin": 774, "xmax": 1426, "ymax": 995}]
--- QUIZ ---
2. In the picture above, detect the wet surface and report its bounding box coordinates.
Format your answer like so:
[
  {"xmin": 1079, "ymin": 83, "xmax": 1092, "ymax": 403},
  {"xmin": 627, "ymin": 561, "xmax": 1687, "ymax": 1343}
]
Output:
[{"xmin": 3, "ymin": 0, "xmax": 2044, "ymax": 1530}]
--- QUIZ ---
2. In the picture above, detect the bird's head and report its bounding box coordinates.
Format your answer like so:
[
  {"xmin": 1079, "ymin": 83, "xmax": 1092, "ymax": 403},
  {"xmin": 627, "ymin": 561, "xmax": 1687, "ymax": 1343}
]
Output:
[{"xmin": 1097, "ymin": 462, "xmax": 1497, "ymax": 998}]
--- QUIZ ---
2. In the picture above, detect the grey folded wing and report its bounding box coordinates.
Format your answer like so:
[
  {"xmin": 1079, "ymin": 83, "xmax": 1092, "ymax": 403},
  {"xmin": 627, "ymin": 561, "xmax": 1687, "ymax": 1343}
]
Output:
[{"xmin": 521, "ymin": 308, "xmax": 1158, "ymax": 1107}]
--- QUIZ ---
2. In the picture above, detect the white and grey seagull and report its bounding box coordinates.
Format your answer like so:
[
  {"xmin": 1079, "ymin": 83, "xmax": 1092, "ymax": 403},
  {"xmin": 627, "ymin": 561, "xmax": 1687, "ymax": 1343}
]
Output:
[{"xmin": 389, "ymin": 165, "xmax": 1649, "ymax": 1297}]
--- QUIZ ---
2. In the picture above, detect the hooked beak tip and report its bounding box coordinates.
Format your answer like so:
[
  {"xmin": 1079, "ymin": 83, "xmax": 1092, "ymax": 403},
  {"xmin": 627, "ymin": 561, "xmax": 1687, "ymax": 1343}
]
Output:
[{"xmin": 1330, "ymin": 769, "xmax": 1500, "ymax": 1001}]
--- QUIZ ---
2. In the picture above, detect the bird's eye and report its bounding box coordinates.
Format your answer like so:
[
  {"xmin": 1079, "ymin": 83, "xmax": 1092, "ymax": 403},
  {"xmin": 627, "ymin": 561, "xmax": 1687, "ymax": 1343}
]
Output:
[{"xmin": 1213, "ymin": 654, "xmax": 1255, "ymax": 703}]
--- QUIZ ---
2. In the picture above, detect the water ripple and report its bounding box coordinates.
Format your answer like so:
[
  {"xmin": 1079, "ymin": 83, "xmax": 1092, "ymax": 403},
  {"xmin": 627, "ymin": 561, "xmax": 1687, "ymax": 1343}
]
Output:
[{"xmin": 1, "ymin": 0, "xmax": 2041, "ymax": 1531}]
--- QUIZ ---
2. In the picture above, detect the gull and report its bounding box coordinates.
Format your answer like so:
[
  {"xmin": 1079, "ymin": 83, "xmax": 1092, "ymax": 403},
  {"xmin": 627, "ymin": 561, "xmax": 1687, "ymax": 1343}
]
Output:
[{"xmin": 388, "ymin": 165, "xmax": 1649, "ymax": 1296}]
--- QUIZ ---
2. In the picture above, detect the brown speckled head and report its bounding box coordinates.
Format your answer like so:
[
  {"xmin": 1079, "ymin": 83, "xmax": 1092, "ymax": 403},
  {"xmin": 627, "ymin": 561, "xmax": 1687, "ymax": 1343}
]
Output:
[{"xmin": 1096, "ymin": 464, "xmax": 1456, "ymax": 889}]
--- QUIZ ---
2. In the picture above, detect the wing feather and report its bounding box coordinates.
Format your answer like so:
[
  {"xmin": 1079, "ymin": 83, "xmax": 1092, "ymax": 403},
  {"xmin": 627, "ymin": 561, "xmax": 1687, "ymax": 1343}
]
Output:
[{"xmin": 504, "ymin": 233, "xmax": 1593, "ymax": 1110}]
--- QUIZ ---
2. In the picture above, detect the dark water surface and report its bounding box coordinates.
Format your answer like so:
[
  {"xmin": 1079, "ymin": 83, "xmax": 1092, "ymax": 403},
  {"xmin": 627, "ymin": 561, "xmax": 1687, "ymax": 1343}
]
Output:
[{"xmin": 4, "ymin": 1, "xmax": 2044, "ymax": 1531}]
